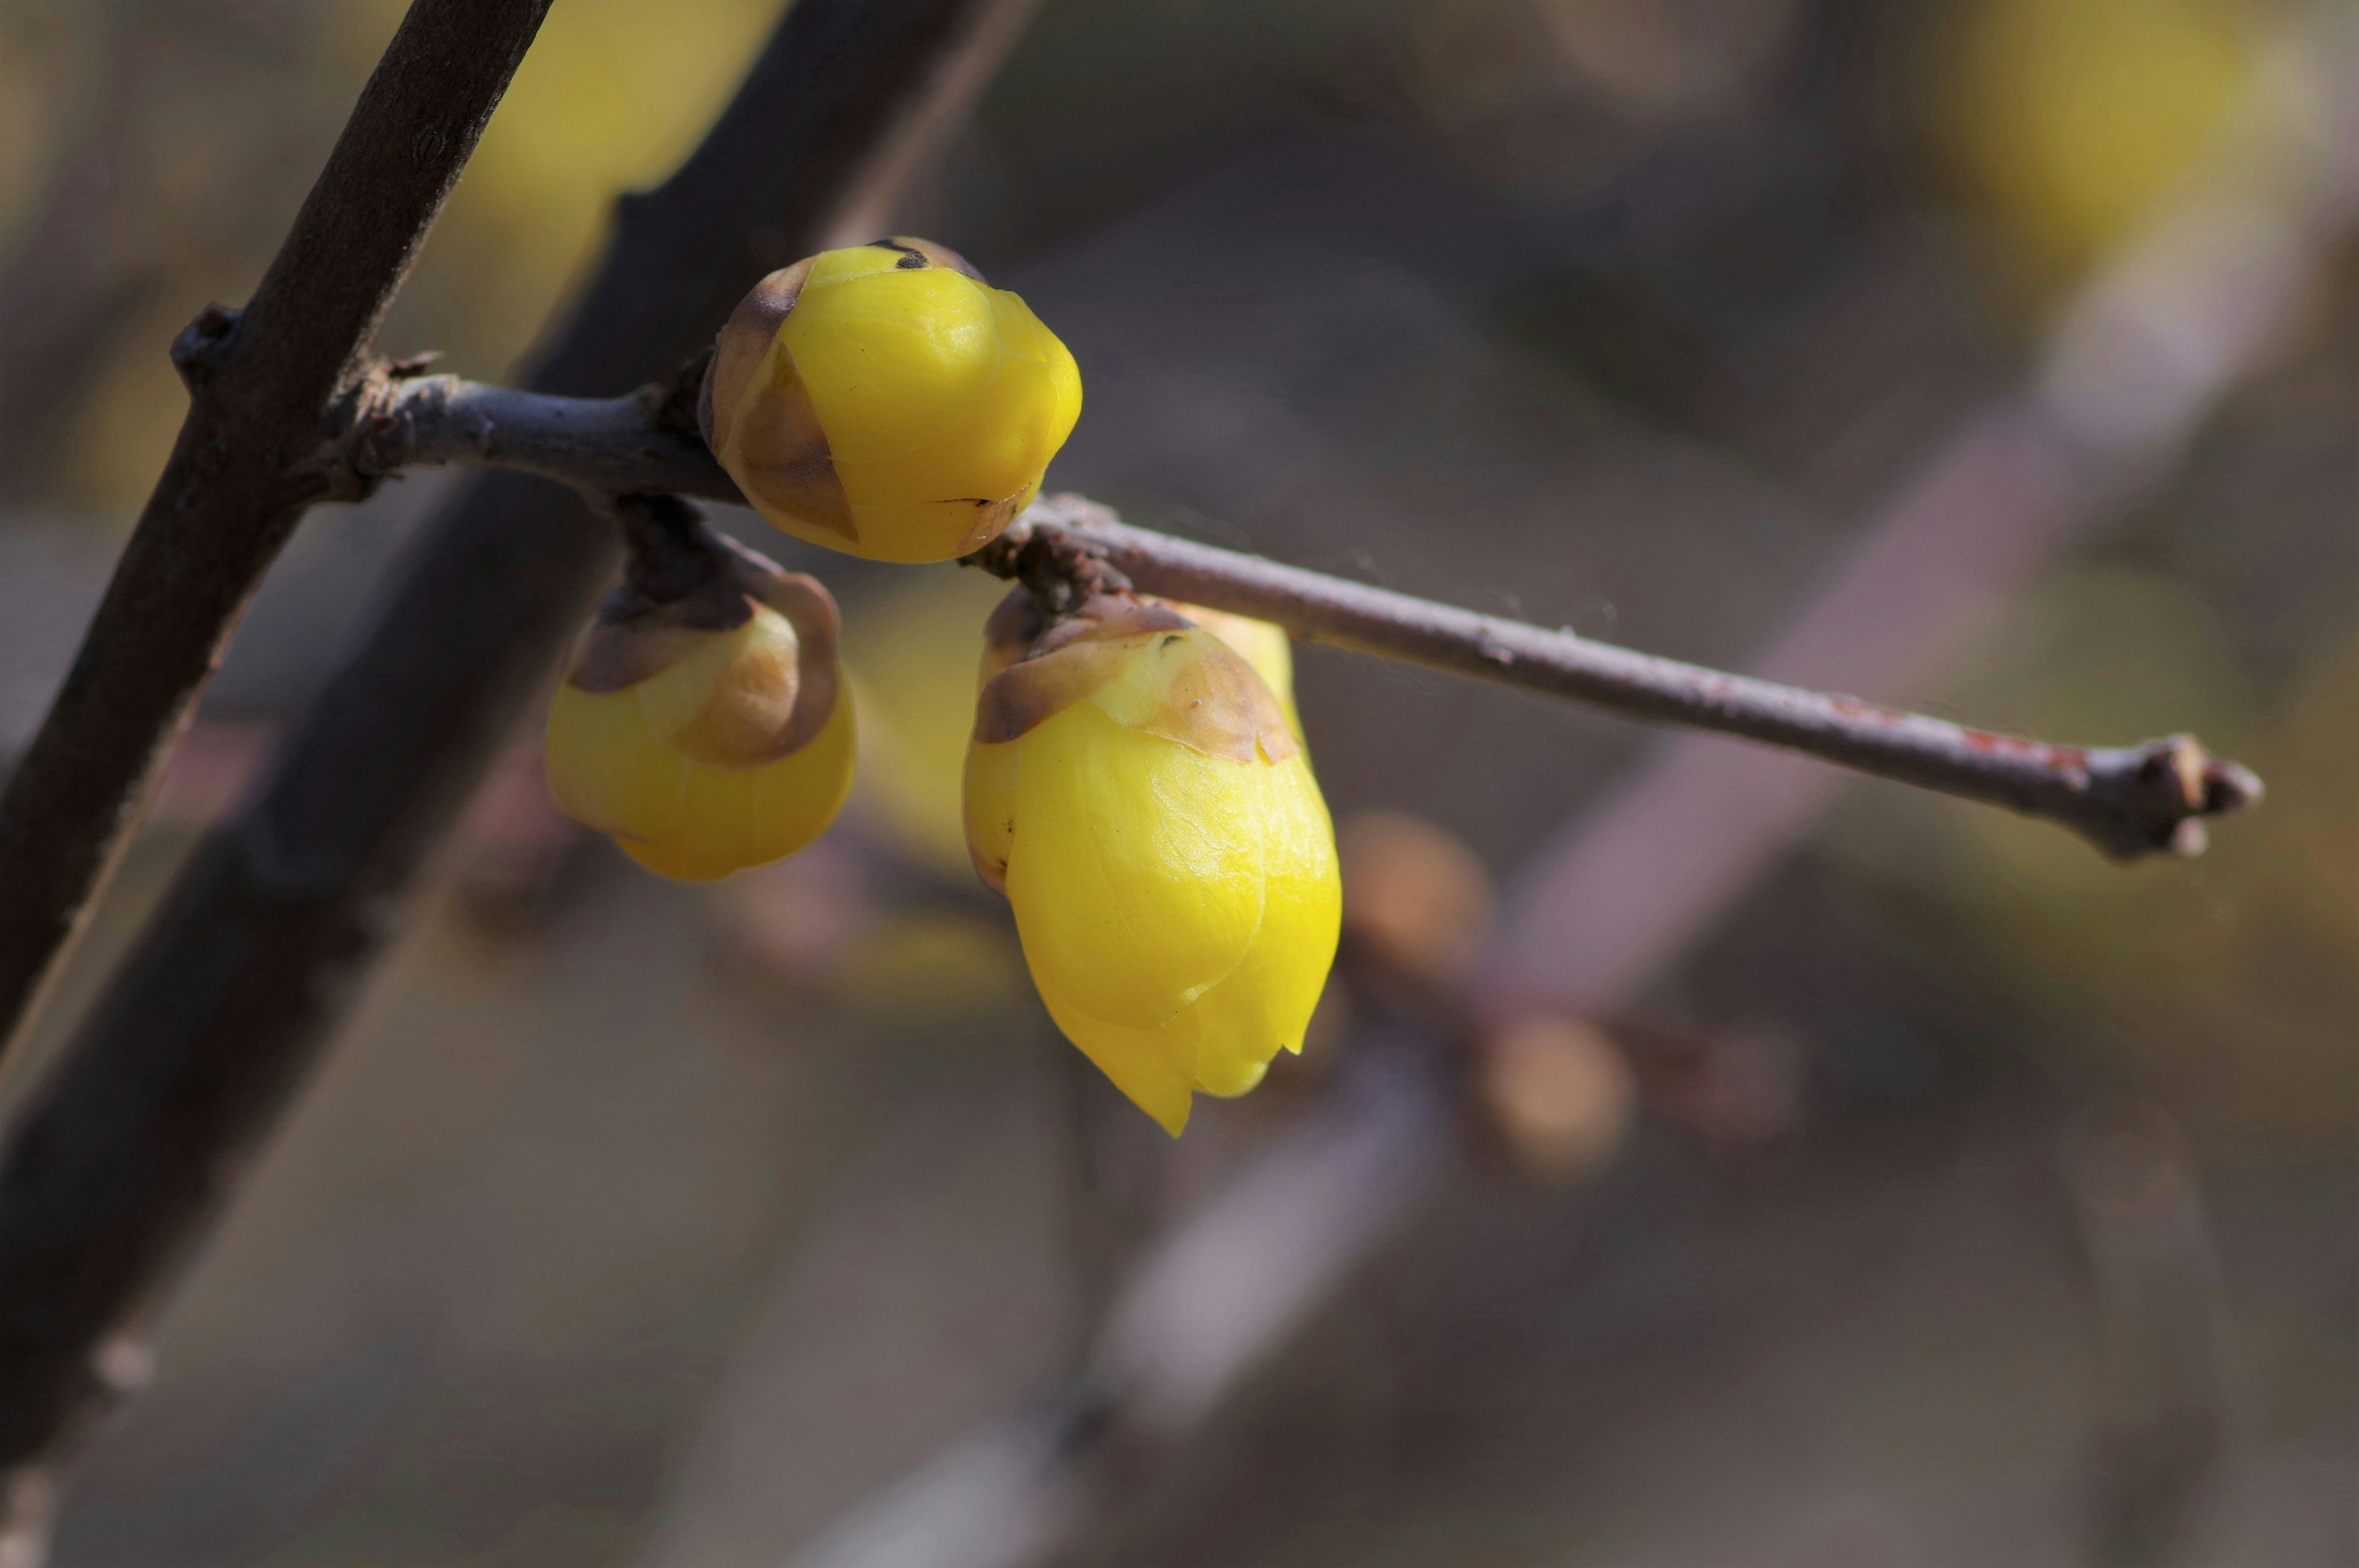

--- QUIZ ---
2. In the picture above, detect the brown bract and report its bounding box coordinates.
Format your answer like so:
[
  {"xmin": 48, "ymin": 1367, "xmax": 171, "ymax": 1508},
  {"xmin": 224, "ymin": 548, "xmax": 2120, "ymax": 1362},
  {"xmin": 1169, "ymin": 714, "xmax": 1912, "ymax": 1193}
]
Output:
[
  {"xmin": 973, "ymin": 592, "xmax": 1297, "ymax": 762},
  {"xmin": 950, "ymin": 491, "xmax": 1034, "ymax": 556},
  {"xmin": 977, "ymin": 583, "xmax": 1046, "ymax": 685},
  {"xmin": 565, "ymin": 553, "xmax": 840, "ymax": 768}
]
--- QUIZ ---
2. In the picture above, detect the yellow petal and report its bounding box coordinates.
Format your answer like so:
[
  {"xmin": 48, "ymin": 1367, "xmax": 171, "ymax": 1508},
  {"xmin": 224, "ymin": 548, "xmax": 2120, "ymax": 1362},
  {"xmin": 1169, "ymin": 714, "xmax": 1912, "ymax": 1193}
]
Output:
[
  {"xmin": 974, "ymin": 597, "xmax": 1339, "ymax": 1134},
  {"xmin": 550, "ymin": 672, "xmax": 856, "ymax": 881},
  {"xmin": 712, "ymin": 243, "xmax": 1082, "ymax": 563},
  {"xmin": 546, "ymin": 681, "xmax": 691, "ymax": 843},
  {"xmin": 783, "ymin": 266, "xmax": 1001, "ymax": 466},
  {"xmin": 1003, "ymin": 701, "xmax": 1266, "ymax": 1029},
  {"xmin": 1187, "ymin": 750, "xmax": 1340, "ymax": 1090},
  {"xmin": 1032, "ymin": 966, "xmax": 1198, "ymax": 1136},
  {"xmin": 961, "ymin": 734, "xmax": 1020, "ymax": 894},
  {"xmin": 832, "ymin": 499, "xmax": 1007, "ymax": 564}
]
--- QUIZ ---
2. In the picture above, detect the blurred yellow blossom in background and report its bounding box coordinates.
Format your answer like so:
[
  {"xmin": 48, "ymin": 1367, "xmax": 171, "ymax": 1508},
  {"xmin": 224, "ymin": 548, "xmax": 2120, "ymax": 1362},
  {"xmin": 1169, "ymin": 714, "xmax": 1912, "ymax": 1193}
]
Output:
[
  {"xmin": 1942, "ymin": 0, "xmax": 2251, "ymax": 281},
  {"xmin": 351, "ymin": 0, "xmax": 783, "ymax": 377},
  {"xmin": 843, "ymin": 569, "xmax": 1017, "ymax": 878}
]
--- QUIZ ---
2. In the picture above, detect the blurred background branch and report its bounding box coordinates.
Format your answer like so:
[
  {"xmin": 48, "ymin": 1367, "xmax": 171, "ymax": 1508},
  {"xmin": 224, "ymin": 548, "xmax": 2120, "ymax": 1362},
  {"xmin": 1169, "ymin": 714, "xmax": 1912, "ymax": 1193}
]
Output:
[
  {"xmin": 1492, "ymin": 6, "xmax": 2359, "ymax": 1013},
  {"xmin": 0, "ymin": 0, "xmax": 1038, "ymax": 1559},
  {"xmin": 0, "ymin": 0, "xmax": 556, "ymax": 1086}
]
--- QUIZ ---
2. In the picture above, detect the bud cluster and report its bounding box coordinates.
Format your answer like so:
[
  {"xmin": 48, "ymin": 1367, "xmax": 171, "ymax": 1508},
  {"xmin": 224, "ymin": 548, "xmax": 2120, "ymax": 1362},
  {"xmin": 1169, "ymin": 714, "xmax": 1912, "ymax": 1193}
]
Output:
[{"xmin": 542, "ymin": 241, "xmax": 1341, "ymax": 1133}]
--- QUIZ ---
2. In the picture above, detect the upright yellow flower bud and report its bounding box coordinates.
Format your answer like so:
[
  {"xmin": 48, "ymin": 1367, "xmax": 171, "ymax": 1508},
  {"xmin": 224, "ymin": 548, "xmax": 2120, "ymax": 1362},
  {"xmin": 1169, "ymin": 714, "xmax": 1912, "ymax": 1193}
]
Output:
[
  {"xmin": 964, "ymin": 591, "xmax": 1341, "ymax": 1134},
  {"xmin": 546, "ymin": 517, "xmax": 853, "ymax": 881},
  {"xmin": 701, "ymin": 236, "xmax": 1082, "ymax": 564}
]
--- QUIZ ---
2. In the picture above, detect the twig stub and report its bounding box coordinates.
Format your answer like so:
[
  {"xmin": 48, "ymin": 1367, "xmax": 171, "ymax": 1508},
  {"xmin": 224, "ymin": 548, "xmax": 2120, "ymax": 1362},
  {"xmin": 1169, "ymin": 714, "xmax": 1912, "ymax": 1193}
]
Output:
[{"xmin": 964, "ymin": 513, "xmax": 1133, "ymax": 618}]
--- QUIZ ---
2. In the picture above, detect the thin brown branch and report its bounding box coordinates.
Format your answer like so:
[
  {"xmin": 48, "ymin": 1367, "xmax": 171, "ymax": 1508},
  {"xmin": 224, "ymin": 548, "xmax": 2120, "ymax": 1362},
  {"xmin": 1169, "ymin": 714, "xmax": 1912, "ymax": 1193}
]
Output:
[
  {"xmin": 969, "ymin": 497, "xmax": 2261, "ymax": 862},
  {"xmin": 348, "ymin": 367, "xmax": 741, "ymax": 501},
  {"xmin": 327, "ymin": 366, "xmax": 2263, "ymax": 861},
  {"xmin": 0, "ymin": 0, "xmax": 1039, "ymax": 1551},
  {"xmin": 0, "ymin": 0, "xmax": 555, "ymax": 1080}
]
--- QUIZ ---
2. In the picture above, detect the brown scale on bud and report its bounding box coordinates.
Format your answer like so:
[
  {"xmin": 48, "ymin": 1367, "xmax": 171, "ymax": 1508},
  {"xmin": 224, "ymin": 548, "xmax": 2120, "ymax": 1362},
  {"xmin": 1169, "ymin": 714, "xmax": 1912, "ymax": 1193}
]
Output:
[
  {"xmin": 972, "ymin": 589, "xmax": 1298, "ymax": 764},
  {"xmin": 565, "ymin": 499, "xmax": 840, "ymax": 768},
  {"xmin": 700, "ymin": 254, "xmax": 850, "ymax": 543}
]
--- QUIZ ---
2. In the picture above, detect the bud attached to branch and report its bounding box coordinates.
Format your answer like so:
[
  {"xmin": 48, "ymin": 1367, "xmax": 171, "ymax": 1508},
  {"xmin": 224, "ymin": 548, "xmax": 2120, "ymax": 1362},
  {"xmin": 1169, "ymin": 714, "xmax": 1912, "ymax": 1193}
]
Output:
[
  {"xmin": 700, "ymin": 237, "xmax": 1082, "ymax": 564},
  {"xmin": 546, "ymin": 502, "xmax": 854, "ymax": 880},
  {"xmin": 964, "ymin": 590, "xmax": 1340, "ymax": 1134}
]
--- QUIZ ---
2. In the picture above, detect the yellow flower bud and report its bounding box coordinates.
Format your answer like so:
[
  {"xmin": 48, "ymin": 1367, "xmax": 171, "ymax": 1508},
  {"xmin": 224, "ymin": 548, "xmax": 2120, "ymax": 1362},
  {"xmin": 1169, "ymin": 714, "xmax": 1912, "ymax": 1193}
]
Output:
[
  {"xmin": 546, "ymin": 546, "xmax": 853, "ymax": 881},
  {"xmin": 700, "ymin": 236, "xmax": 1082, "ymax": 564},
  {"xmin": 963, "ymin": 591, "xmax": 1341, "ymax": 1134}
]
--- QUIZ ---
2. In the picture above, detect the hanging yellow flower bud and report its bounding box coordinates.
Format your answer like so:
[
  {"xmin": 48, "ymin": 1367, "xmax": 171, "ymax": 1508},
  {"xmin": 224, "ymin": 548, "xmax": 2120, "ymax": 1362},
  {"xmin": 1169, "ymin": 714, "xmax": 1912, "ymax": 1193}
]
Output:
[
  {"xmin": 700, "ymin": 236, "xmax": 1083, "ymax": 564},
  {"xmin": 546, "ymin": 521, "xmax": 853, "ymax": 881},
  {"xmin": 963, "ymin": 591, "xmax": 1341, "ymax": 1135}
]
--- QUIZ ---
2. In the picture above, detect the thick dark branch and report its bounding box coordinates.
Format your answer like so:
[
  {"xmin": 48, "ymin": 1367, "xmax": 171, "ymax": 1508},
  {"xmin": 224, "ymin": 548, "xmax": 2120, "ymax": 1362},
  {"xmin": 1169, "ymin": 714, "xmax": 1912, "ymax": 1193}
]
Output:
[
  {"xmin": 971, "ymin": 499, "xmax": 2261, "ymax": 860},
  {"xmin": 0, "ymin": 0, "xmax": 1038, "ymax": 1547},
  {"xmin": 0, "ymin": 0, "xmax": 554, "ymax": 1071},
  {"xmin": 351, "ymin": 370, "xmax": 741, "ymax": 501},
  {"xmin": 335, "ymin": 369, "xmax": 2261, "ymax": 860}
]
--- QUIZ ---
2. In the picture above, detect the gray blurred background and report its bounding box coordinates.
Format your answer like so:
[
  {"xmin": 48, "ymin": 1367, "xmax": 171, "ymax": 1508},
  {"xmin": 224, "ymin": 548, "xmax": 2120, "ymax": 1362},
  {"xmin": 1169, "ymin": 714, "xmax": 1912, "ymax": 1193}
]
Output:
[{"xmin": 0, "ymin": 0, "xmax": 2352, "ymax": 1563}]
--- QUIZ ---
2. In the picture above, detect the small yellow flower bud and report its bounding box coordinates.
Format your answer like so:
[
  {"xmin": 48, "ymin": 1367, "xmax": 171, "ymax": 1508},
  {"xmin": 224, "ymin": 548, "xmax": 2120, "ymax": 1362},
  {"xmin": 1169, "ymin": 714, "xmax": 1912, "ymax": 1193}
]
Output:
[
  {"xmin": 546, "ymin": 545, "xmax": 853, "ymax": 881},
  {"xmin": 700, "ymin": 237, "xmax": 1083, "ymax": 564},
  {"xmin": 963, "ymin": 591, "xmax": 1341, "ymax": 1134}
]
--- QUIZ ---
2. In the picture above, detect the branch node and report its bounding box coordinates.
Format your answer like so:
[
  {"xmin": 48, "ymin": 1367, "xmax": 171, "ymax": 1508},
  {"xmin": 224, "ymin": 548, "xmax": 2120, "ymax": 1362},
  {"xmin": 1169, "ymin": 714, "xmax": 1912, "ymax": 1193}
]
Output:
[
  {"xmin": 315, "ymin": 358, "xmax": 442, "ymax": 504},
  {"xmin": 168, "ymin": 304, "xmax": 241, "ymax": 392},
  {"xmin": 963, "ymin": 506, "xmax": 1132, "ymax": 620},
  {"xmin": 608, "ymin": 492, "xmax": 731, "ymax": 604},
  {"xmin": 649, "ymin": 347, "xmax": 713, "ymax": 437},
  {"xmin": 2071, "ymin": 734, "xmax": 2261, "ymax": 860}
]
